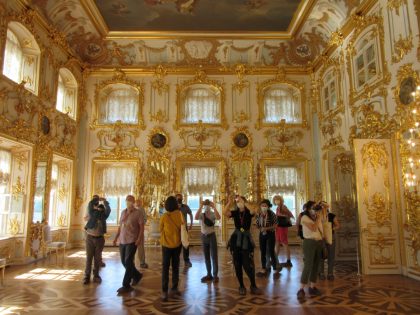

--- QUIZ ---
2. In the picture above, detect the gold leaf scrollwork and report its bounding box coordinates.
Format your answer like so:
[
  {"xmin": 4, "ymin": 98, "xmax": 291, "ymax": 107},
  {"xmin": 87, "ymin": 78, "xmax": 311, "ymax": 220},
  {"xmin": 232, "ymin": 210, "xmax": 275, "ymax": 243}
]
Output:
[
  {"xmin": 392, "ymin": 34, "xmax": 413, "ymax": 64},
  {"xmin": 12, "ymin": 176, "xmax": 25, "ymax": 200},
  {"xmin": 9, "ymin": 216, "xmax": 21, "ymax": 235},
  {"xmin": 365, "ymin": 192, "xmax": 392, "ymax": 226},
  {"xmin": 151, "ymin": 64, "xmax": 169, "ymax": 96}
]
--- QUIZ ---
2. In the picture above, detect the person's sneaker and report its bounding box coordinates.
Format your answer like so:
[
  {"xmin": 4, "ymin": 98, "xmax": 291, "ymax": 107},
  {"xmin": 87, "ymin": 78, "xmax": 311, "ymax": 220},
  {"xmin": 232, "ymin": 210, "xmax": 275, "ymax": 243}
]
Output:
[
  {"xmin": 93, "ymin": 276, "xmax": 102, "ymax": 283},
  {"xmin": 170, "ymin": 288, "xmax": 182, "ymax": 296},
  {"xmin": 308, "ymin": 287, "xmax": 322, "ymax": 297},
  {"xmin": 319, "ymin": 274, "xmax": 326, "ymax": 280},
  {"xmin": 185, "ymin": 261, "xmax": 192, "ymax": 268},
  {"xmin": 116, "ymin": 286, "xmax": 133, "ymax": 294},
  {"xmin": 297, "ymin": 288, "xmax": 305, "ymax": 299},
  {"xmin": 250, "ymin": 286, "xmax": 262, "ymax": 295},
  {"xmin": 213, "ymin": 276, "xmax": 219, "ymax": 283},
  {"xmin": 161, "ymin": 291, "xmax": 168, "ymax": 302},
  {"xmin": 82, "ymin": 277, "xmax": 90, "ymax": 285},
  {"xmin": 239, "ymin": 286, "xmax": 246, "ymax": 295},
  {"xmin": 201, "ymin": 275, "xmax": 213, "ymax": 283},
  {"xmin": 140, "ymin": 263, "xmax": 149, "ymax": 269},
  {"xmin": 100, "ymin": 262, "xmax": 106, "ymax": 267},
  {"xmin": 285, "ymin": 260, "xmax": 293, "ymax": 267},
  {"xmin": 327, "ymin": 274, "xmax": 335, "ymax": 281},
  {"xmin": 256, "ymin": 270, "xmax": 267, "ymax": 278}
]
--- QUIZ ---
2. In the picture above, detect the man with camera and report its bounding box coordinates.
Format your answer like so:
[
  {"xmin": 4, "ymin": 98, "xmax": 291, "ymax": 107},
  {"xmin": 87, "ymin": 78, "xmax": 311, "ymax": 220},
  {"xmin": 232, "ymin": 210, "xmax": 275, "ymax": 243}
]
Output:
[
  {"xmin": 195, "ymin": 199, "xmax": 221, "ymax": 283},
  {"xmin": 83, "ymin": 194, "xmax": 111, "ymax": 285}
]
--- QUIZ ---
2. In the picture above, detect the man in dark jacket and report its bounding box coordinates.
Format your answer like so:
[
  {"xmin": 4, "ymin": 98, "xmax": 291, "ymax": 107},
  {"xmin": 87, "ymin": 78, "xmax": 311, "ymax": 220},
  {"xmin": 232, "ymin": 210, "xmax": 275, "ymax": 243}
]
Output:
[{"xmin": 83, "ymin": 195, "xmax": 111, "ymax": 284}]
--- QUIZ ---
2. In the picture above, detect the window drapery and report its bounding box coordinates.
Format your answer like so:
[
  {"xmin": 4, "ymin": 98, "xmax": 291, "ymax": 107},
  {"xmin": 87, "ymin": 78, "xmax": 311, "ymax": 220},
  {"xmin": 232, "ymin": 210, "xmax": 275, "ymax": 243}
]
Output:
[
  {"xmin": 265, "ymin": 166, "xmax": 297, "ymax": 194},
  {"xmin": 3, "ymin": 29, "xmax": 22, "ymax": 83},
  {"xmin": 56, "ymin": 75, "xmax": 65, "ymax": 113},
  {"xmin": 183, "ymin": 167, "xmax": 218, "ymax": 195},
  {"xmin": 0, "ymin": 150, "xmax": 11, "ymax": 192},
  {"xmin": 183, "ymin": 87, "xmax": 220, "ymax": 124},
  {"xmin": 263, "ymin": 87, "xmax": 301, "ymax": 123},
  {"xmin": 99, "ymin": 85, "xmax": 139, "ymax": 124},
  {"xmin": 95, "ymin": 165, "xmax": 136, "ymax": 196}
]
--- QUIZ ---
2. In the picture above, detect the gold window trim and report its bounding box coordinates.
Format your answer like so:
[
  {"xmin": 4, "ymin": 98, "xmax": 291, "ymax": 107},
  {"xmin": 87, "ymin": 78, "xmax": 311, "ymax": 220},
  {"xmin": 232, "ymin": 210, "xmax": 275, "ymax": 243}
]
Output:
[
  {"xmin": 175, "ymin": 70, "xmax": 227, "ymax": 130},
  {"xmin": 346, "ymin": 15, "xmax": 391, "ymax": 106},
  {"xmin": 256, "ymin": 74, "xmax": 307, "ymax": 129},
  {"xmin": 318, "ymin": 57, "xmax": 344, "ymax": 121},
  {"xmin": 91, "ymin": 70, "xmax": 145, "ymax": 129}
]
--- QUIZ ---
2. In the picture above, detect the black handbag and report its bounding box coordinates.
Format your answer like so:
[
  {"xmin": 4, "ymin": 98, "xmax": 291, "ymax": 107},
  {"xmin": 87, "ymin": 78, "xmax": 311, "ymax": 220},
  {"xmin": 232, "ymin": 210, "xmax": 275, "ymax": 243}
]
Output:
[
  {"xmin": 321, "ymin": 241, "xmax": 328, "ymax": 260},
  {"xmin": 203, "ymin": 214, "xmax": 215, "ymax": 227},
  {"xmin": 277, "ymin": 216, "xmax": 292, "ymax": 227}
]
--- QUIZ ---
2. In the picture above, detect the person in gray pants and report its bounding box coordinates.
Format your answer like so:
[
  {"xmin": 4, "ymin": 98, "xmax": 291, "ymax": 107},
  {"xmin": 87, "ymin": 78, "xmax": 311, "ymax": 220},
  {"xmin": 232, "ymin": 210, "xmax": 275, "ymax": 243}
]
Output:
[
  {"xmin": 195, "ymin": 199, "xmax": 221, "ymax": 283},
  {"xmin": 83, "ymin": 195, "xmax": 111, "ymax": 284}
]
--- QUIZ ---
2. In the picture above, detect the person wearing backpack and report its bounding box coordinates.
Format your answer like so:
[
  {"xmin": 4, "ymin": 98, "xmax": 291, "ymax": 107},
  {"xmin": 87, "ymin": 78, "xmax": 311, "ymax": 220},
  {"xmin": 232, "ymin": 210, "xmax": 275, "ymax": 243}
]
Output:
[{"xmin": 195, "ymin": 199, "xmax": 221, "ymax": 283}]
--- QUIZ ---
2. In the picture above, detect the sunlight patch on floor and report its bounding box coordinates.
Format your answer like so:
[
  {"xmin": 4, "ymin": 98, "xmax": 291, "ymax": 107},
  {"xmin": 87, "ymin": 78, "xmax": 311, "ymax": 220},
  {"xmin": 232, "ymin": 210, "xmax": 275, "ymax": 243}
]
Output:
[
  {"xmin": 67, "ymin": 251, "xmax": 118, "ymax": 258},
  {"xmin": 0, "ymin": 306, "xmax": 23, "ymax": 315},
  {"xmin": 14, "ymin": 268, "xmax": 82, "ymax": 281}
]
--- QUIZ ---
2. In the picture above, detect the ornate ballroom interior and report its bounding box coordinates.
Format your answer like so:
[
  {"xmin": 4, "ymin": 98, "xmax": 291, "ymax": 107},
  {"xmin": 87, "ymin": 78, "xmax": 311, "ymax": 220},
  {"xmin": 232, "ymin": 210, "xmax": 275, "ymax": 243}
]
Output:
[{"xmin": 0, "ymin": 0, "xmax": 420, "ymax": 314}]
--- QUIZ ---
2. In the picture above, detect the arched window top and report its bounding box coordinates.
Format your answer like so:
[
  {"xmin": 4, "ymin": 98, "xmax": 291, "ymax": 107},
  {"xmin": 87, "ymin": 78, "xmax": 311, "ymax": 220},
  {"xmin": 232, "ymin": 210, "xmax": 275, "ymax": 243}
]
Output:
[
  {"xmin": 56, "ymin": 68, "xmax": 78, "ymax": 119},
  {"xmin": 262, "ymin": 84, "xmax": 301, "ymax": 124},
  {"xmin": 182, "ymin": 84, "xmax": 221, "ymax": 124},
  {"xmin": 98, "ymin": 83, "xmax": 140, "ymax": 124},
  {"xmin": 2, "ymin": 22, "xmax": 40, "ymax": 94}
]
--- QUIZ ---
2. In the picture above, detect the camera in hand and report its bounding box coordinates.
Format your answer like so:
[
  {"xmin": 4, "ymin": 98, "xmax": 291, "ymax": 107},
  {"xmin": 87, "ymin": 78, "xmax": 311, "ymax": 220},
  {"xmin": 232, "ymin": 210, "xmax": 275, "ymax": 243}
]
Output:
[{"xmin": 313, "ymin": 204, "xmax": 323, "ymax": 211}]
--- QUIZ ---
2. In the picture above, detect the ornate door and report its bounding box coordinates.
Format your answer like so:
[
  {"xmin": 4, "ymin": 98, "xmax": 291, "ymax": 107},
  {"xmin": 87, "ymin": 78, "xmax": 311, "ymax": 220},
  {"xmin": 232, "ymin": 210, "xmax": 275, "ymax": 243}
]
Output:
[{"xmin": 354, "ymin": 139, "xmax": 402, "ymax": 274}]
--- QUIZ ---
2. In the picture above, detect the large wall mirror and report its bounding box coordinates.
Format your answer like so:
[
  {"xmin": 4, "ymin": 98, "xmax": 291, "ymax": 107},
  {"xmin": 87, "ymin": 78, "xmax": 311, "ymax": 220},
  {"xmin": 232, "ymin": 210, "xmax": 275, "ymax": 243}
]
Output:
[{"xmin": 33, "ymin": 161, "xmax": 47, "ymax": 223}]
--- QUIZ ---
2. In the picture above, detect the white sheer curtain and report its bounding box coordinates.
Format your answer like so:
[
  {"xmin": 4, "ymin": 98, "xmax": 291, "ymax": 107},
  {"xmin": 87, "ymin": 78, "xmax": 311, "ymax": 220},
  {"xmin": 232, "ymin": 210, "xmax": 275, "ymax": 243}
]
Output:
[
  {"xmin": 183, "ymin": 87, "xmax": 220, "ymax": 124},
  {"xmin": 50, "ymin": 163, "xmax": 58, "ymax": 190},
  {"xmin": 99, "ymin": 85, "xmax": 139, "ymax": 124},
  {"xmin": 56, "ymin": 75, "xmax": 65, "ymax": 113},
  {"xmin": 265, "ymin": 166, "xmax": 297, "ymax": 194},
  {"xmin": 0, "ymin": 150, "xmax": 11, "ymax": 193},
  {"xmin": 264, "ymin": 87, "xmax": 301, "ymax": 123},
  {"xmin": 183, "ymin": 167, "xmax": 218, "ymax": 195},
  {"xmin": 3, "ymin": 29, "xmax": 22, "ymax": 83},
  {"xmin": 95, "ymin": 165, "xmax": 135, "ymax": 196}
]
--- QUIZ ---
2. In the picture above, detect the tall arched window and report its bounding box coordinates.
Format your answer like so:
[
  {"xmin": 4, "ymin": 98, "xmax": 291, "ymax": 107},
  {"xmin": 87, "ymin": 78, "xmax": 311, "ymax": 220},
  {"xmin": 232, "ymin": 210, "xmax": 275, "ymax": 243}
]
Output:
[
  {"xmin": 263, "ymin": 85, "xmax": 301, "ymax": 124},
  {"xmin": 98, "ymin": 83, "xmax": 139, "ymax": 124},
  {"xmin": 355, "ymin": 38, "xmax": 377, "ymax": 89},
  {"xmin": 182, "ymin": 85, "xmax": 220, "ymax": 124},
  {"xmin": 322, "ymin": 71, "xmax": 337, "ymax": 112},
  {"xmin": 56, "ymin": 68, "xmax": 78, "ymax": 119},
  {"xmin": 2, "ymin": 22, "xmax": 40, "ymax": 94}
]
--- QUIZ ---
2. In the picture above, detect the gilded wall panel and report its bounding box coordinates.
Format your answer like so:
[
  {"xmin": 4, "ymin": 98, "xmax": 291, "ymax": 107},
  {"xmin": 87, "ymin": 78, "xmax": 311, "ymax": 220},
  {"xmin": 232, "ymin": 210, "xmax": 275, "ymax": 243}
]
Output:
[{"xmin": 354, "ymin": 139, "xmax": 402, "ymax": 274}]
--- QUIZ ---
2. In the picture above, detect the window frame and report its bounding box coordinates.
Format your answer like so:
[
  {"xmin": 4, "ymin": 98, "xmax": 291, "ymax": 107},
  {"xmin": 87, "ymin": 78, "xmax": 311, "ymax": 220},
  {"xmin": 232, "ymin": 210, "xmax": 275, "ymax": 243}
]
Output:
[
  {"xmin": 176, "ymin": 71, "xmax": 227, "ymax": 130},
  {"xmin": 56, "ymin": 68, "xmax": 78, "ymax": 120},
  {"xmin": 256, "ymin": 76, "xmax": 307, "ymax": 129},
  {"xmin": 2, "ymin": 22, "xmax": 41, "ymax": 95},
  {"xmin": 92, "ymin": 71, "xmax": 145, "ymax": 129}
]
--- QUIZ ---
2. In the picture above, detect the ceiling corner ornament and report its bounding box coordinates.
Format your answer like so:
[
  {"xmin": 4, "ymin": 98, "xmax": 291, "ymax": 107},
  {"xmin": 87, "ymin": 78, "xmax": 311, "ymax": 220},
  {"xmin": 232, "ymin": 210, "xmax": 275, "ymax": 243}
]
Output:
[
  {"xmin": 349, "ymin": 102, "xmax": 398, "ymax": 146},
  {"xmin": 178, "ymin": 120, "xmax": 222, "ymax": 160},
  {"xmin": 262, "ymin": 120, "xmax": 305, "ymax": 159},
  {"xmin": 256, "ymin": 70, "xmax": 307, "ymax": 130},
  {"xmin": 93, "ymin": 121, "xmax": 140, "ymax": 160},
  {"xmin": 361, "ymin": 141, "xmax": 391, "ymax": 227}
]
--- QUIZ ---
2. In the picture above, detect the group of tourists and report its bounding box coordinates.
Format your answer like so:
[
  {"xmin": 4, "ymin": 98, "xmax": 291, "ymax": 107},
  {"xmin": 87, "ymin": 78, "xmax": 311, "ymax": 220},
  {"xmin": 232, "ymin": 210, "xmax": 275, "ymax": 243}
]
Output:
[{"xmin": 82, "ymin": 192, "xmax": 339, "ymax": 301}]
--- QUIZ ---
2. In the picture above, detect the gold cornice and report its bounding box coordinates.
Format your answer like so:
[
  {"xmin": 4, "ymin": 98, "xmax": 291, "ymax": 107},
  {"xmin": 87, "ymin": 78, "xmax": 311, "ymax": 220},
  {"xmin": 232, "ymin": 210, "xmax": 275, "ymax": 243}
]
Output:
[
  {"xmin": 82, "ymin": 0, "xmax": 315, "ymax": 40},
  {"xmin": 87, "ymin": 66, "xmax": 312, "ymax": 76},
  {"xmin": 80, "ymin": 0, "xmax": 109, "ymax": 38}
]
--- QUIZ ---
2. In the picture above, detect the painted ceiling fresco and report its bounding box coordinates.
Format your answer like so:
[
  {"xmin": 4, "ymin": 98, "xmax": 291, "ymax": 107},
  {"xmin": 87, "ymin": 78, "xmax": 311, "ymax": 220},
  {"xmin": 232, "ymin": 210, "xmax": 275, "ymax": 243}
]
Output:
[
  {"xmin": 28, "ymin": 0, "xmax": 360, "ymax": 67},
  {"xmin": 94, "ymin": 0, "xmax": 303, "ymax": 32}
]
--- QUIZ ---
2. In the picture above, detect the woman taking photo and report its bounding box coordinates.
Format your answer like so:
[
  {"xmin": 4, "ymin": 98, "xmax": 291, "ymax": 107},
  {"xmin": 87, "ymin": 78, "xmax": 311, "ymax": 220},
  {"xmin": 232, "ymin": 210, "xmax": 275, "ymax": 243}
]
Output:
[
  {"xmin": 297, "ymin": 200, "xmax": 324, "ymax": 299},
  {"xmin": 224, "ymin": 195, "xmax": 260, "ymax": 296},
  {"xmin": 256, "ymin": 199, "xmax": 281, "ymax": 279},
  {"xmin": 160, "ymin": 196, "xmax": 184, "ymax": 301}
]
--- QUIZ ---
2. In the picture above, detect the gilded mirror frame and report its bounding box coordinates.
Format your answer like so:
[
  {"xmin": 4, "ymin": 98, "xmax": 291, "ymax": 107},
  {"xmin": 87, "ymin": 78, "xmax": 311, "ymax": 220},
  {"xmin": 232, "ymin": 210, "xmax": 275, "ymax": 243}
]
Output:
[
  {"xmin": 256, "ymin": 75, "xmax": 307, "ymax": 129},
  {"xmin": 318, "ymin": 57, "xmax": 344, "ymax": 121},
  {"xmin": 175, "ymin": 70, "xmax": 227, "ymax": 130},
  {"xmin": 394, "ymin": 63, "xmax": 419, "ymax": 110},
  {"xmin": 91, "ymin": 70, "xmax": 145, "ymax": 129}
]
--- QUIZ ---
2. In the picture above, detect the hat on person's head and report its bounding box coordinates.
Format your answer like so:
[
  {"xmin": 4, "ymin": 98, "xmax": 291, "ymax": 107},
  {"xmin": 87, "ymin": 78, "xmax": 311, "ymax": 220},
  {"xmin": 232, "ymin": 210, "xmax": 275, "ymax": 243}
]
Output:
[{"xmin": 259, "ymin": 199, "xmax": 272, "ymax": 208}]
